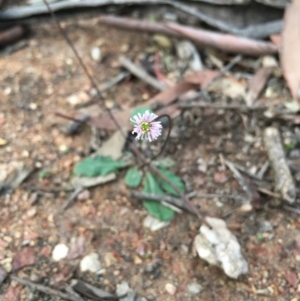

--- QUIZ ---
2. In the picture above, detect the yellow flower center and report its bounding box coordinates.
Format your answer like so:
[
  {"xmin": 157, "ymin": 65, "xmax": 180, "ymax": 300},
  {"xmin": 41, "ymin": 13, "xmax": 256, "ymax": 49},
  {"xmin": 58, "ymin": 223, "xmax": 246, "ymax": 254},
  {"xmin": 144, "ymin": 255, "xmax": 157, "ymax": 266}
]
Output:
[{"xmin": 141, "ymin": 121, "xmax": 150, "ymax": 134}]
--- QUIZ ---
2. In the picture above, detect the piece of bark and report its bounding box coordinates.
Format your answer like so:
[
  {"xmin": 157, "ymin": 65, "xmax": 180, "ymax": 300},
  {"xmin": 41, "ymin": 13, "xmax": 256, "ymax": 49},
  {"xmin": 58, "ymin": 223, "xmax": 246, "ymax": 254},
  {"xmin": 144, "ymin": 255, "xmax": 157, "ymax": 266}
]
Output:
[
  {"xmin": 280, "ymin": 0, "xmax": 300, "ymax": 101},
  {"xmin": 245, "ymin": 67, "xmax": 275, "ymax": 106},
  {"xmin": 12, "ymin": 247, "xmax": 36, "ymax": 271},
  {"xmin": 263, "ymin": 127, "xmax": 296, "ymax": 203}
]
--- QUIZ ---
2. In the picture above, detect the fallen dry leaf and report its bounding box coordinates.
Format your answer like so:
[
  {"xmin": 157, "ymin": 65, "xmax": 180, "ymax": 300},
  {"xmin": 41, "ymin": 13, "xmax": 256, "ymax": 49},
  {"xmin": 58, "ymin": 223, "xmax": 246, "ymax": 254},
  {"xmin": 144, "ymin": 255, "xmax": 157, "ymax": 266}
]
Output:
[
  {"xmin": 214, "ymin": 171, "xmax": 228, "ymax": 184},
  {"xmin": 208, "ymin": 76, "xmax": 246, "ymax": 100},
  {"xmin": 280, "ymin": 0, "xmax": 300, "ymax": 100},
  {"xmin": 185, "ymin": 69, "xmax": 219, "ymax": 88},
  {"xmin": 154, "ymin": 52, "xmax": 174, "ymax": 87},
  {"xmin": 67, "ymin": 236, "xmax": 87, "ymax": 260},
  {"xmin": 285, "ymin": 271, "xmax": 298, "ymax": 288},
  {"xmin": 3, "ymin": 285, "xmax": 22, "ymax": 301},
  {"xmin": 245, "ymin": 67, "xmax": 275, "ymax": 106},
  {"xmin": 95, "ymin": 128, "xmax": 127, "ymax": 159},
  {"xmin": 12, "ymin": 246, "xmax": 36, "ymax": 271},
  {"xmin": 89, "ymin": 81, "xmax": 198, "ymax": 130},
  {"xmin": 0, "ymin": 266, "xmax": 8, "ymax": 284}
]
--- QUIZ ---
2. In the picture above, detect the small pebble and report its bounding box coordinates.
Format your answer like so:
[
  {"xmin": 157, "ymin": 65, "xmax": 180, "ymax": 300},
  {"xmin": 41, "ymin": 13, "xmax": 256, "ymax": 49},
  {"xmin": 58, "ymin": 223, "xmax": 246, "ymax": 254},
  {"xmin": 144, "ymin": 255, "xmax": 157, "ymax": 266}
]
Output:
[
  {"xmin": 77, "ymin": 189, "xmax": 90, "ymax": 201},
  {"xmin": 143, "ymin": 215, "xmax": 169, "ymax": 231},
  {"xmin": 116, "ymin": 281, "xmax": 130, "ymax": 296},
  {"xmin": 4, "ymin": 87, "xmax": 11, "ymax": 95},
  {"xmin": 133, "ymin": 255, "xmax": 142, "ymax": 265},
  {"xmin": 80, "ymin": 253, "xmax": 101, "ymax": 273},
  {"xmin": 29, "ymin": 103, "xmax": 37, "ymax": 110},
  {"xmin": 91, "ymin": 47, "xmax": 102, "ymax": 62},
  {"xmin": 1, "ymin": 258, "xmax": 12, "ymax": 272},
  {"xmin": 26, "ymin": 207, "xmax": 37, "ymax": 218},
  {"xmin": 187, "ymin": 282, "xmax": 203, "ymax": 295},
  {"xmin": 52, "ymin": 243, "xmax": 69, "ymax": 261},
  {"xmin": 165, "ymin": 283, "xmax": 176, "ymax": 295},
  {"xmin": 259, "ymin": 221, "xmax": 273, "ymax": 232},
  {"xmin": 0, "ymin": 138, "xmax": 7, "ymax": 146}
]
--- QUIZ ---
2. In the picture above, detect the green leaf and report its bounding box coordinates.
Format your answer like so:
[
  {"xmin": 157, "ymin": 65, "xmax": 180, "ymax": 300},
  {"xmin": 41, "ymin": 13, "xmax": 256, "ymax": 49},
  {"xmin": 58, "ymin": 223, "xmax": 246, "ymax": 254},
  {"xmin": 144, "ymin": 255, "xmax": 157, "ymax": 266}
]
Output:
[
  {"xmin": 125, "ymin": 166, "xmax": 142, "ymax": 187},
  {"xmin": 157, "ymin": 168, "xmax": 185, "ymax": 196},
  {"xmin": 39, "ymin": 168, "xmax": 50, "ymax": 179},
  {"xmin": 154, "ymin": 157, "xmax": 175, "ymax": 169},
  {"xmin": 285, "ymin": 141, "xmax": 298, "ymax": 150},
  {"xmin": 130, "ymin": 106, "xmax": 152, "ymax": 121},
  {"xmin": 143, "ymin": 172, "xmax": 174, "ymax": 221},
  {"xmin": 74, "ymin": 155, "xmax": 126, "ymax": 177},
  {"xmin": 256, "ymin": 233, "xmax": 264, "ymax": 240}
]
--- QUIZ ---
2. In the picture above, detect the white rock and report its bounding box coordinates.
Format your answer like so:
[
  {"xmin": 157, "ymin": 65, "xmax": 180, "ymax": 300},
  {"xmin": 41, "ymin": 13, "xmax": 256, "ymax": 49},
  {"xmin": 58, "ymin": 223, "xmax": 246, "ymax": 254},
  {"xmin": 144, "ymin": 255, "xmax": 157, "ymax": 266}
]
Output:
[
  {"xmin": 80, "ymin": 253, "xmax": 101, "ymax": 273},
  {"xmin": 143, "ymin": 215, "xmax": 169, "ymax": 231},
  {"xmin": 165, "ymin": 283, "xmax": 176, "ymax": 295},
  {"xmin": 261, "ymin": 55, "xmax": 278, "ymax": 68},
  {"xmin": 91, "ymin": 47, "xmax": 102, "ymax": 62},
  {"xmin": 194, "ymin": 217, "xmax": 248, "ymax": 279},
  {"xmin": 116, "ymin": 281, "xmax": 130, "ymax": 296},
  {"xmin": 52, "ymin": 243, "xmax": 69, "ymax": 261},
  {"xmin": 176, "ymin": 40, "xmax": 203, "ymax": 71},
  {"xmin": 187, "ymin": 282, "xmax": 203, "ymax": 295}
]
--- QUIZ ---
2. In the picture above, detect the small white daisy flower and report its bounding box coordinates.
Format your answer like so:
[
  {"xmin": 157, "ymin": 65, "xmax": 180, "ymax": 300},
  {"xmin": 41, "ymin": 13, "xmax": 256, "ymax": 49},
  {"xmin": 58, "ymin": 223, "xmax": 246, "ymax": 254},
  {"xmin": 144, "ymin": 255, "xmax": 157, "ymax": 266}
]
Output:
[{"xmin": 130, "ymin": 110, "xmax": 163, "ymax": 142}]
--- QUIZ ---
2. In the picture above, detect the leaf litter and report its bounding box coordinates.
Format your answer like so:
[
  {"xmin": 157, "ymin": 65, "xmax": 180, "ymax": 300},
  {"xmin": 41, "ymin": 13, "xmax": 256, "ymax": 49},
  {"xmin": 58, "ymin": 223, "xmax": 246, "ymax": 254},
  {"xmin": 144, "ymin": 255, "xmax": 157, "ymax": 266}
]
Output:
[{"xmin": 1, "ymin": 0, "xmax": 300, "ymax": 300}]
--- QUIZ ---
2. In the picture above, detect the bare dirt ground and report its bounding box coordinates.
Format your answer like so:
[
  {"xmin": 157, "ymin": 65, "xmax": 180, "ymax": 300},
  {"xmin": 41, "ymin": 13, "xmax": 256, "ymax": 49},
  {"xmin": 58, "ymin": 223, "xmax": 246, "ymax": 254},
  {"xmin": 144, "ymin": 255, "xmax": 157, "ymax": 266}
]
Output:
[{"xmin": 1, "ymin": 11, "xmax": 300, "ymax": 301}]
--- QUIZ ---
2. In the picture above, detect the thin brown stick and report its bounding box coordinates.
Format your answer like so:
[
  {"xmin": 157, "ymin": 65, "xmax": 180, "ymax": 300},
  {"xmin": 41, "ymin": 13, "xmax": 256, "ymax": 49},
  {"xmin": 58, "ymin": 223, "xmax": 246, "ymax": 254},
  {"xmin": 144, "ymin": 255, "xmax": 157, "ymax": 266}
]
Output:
[
  {"xmin": 283, "ymin": 205, "xmax": 300, "ymax": 215},
  {"xmin": 11, "ymin": 275, "xmax": 83, "ymax": 301},
  {"xmin": 98, "ymin": 16, "xmax": 278, "ymax": 55},
  {"xmin": 180, "ymin": 54, "xmax": 242, "ymax": 105},
  {"xmin": 119, "ymin": 56, "xmax": 166, "ymax": 91},
  {"xmin": 99, "ymin": 15, "xmax": 180, "ymax": 37},
  {"xmin": 166, "ymin": 22, "xmax": 278, "ymax": 56},
  {"xmin": 179, "ymin": 102, "xmax": 267, "ymax": 111},
  {"xmin": 55, "ymin": 112, "xmax": 89, "ymax": 124},
  {"xmin": 63, "ymin": 186, "xmax": 84, "ymax": 210},
  {"xmin": 132, "ymin": 191, "xmax": 195, "ymax": 214},
  {"xmin": 225, "ymin": 160, "xmax": 261, "ymax": 207}
]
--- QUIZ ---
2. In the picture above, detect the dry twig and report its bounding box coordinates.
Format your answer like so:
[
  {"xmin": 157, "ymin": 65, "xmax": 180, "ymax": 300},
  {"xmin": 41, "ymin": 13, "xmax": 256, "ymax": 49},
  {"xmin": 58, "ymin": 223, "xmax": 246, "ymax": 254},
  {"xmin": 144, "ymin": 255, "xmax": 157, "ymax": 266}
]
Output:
[
  {"xmin": 119, "ymin": 56, "xmax": 166, "ymax": 91},
  {"xmin": 11, "ymin": 275, "xmax": 83, "ymax": 301},
  {"xmin": 99, "ymin": 16, "xmax": 278, "ymax": 56},
  {"xmin": 263, "ymin": 127, "xmax": 296, "ymax": 203},
  {"xmin": 166, "ymin": 22, "xmax": 278, "ymax": 56},
  {"xmin": 179, "ymin": 102, "xmax": 267, "ymax": 111},
  {"xmin": 225, "ymin": 160, "xmax": 261, "ymax": 208},
  {"xmin": 132, "ymin": 191, "xmax": 195, "ymax": 214}
]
